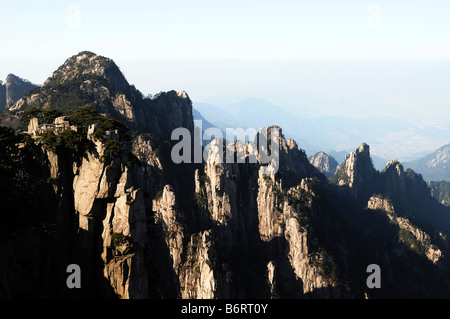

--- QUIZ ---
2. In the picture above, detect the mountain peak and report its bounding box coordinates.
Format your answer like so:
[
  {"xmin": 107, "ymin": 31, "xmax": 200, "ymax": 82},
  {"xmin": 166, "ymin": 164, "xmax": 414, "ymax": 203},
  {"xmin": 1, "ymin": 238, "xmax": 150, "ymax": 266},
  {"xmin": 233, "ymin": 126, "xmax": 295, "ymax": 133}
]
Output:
[
  {"xmin": 7, "ymin": 51, "xmax": 194, "ymax": 140},
  {"xmin": 331, "ymin": 143, "xmax": 377, "ymax": 199},
  {"xmin": 357, "ymin": 143, "xmax": 369, "ymax": 154},
  {"xmin": 309, "ymin": 151, "xmax": 338, "ymax": 179},
  {"xmin": 384, "ymin": 159, "xmax": 402, "ymax": 171},
  {"xmin": 5, "ymin": 73, "xmax": 19, "ymax": 82},
  {"xmin": 0, "ymin": 74, "xmax": 38, "ymax": 110},
  {"xmin": 177, "ymin": 90, "xmax": 189, "ymax": 99},
  {"xmin": 42, "ymin": 51, "xmax": 125, "ymax": 89},
  {"xmin": 5, "ymin": 73, "xmax": 33, "ymax": 85},
  {"xmin": 75, "ymin": 50, "xmax": 98, "ymax": 58}
]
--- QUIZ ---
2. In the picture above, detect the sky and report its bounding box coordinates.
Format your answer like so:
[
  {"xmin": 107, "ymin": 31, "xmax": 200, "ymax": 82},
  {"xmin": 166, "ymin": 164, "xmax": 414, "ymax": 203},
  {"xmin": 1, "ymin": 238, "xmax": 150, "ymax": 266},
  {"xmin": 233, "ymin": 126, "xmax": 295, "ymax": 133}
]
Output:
[
  {"xmin": 2, "ymin": 0, "xmax": 450, "ymax": 62},
  {"xmin": 1, "ymin": 1, "xmax": 450, "ymax": 129}
]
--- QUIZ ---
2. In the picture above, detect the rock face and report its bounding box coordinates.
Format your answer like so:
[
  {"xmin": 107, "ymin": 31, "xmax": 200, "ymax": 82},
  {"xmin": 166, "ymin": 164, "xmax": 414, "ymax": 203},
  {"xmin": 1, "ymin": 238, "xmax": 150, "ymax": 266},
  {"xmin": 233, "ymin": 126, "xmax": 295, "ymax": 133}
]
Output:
[
  {"xmin": 428, "ymin": 181, "xmax": 450, "ymax": 206},
  {"xmin": 179, "ymin": 231, "xmax": 218, "ymax": 299},
  {"xmin": 309, "ymin": 151, "xmax": 338, "ymax": 179},
  {"xmin": 380, "ymin": 160, "xmax": 407, "ymax": 196},
  {"xmin": 0, "ymin": 74, "xmax": 38, "ymax": 110},
  {"xmin": 187, "ymin": 132, "xmax": 341, "ymax": 299},
  {"xmin": 367, "ymin": 195, "xmax": 444, "ymax": 266},
  {"xmin": 153, "ymin": 185, "xmax": 184, "ymax": 274},
  {"xmin": 283, "ymin": 184, "xmax": 336, "ymax": 297},
  {"xmin": 2, "ymin": 51, "xmax": 450, "ymax": 299},
  {"xmin": 331, "ymin": 143, "xmax": 377, "ymax": 200},
  {"xmin": 367, "ymin": 195, "xmax": 395, "ymax": 214},
  {"xmin": 54, "ymin": 131, "xmax": 153, "ymax": 298}
]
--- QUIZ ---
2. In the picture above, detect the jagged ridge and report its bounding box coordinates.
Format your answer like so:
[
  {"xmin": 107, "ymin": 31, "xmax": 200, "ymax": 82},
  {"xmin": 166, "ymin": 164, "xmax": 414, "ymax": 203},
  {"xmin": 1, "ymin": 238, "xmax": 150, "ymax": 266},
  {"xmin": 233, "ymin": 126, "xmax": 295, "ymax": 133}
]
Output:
[{"xmin": 1, "ymin": 52, "xmax": 450, "ymax": 299}]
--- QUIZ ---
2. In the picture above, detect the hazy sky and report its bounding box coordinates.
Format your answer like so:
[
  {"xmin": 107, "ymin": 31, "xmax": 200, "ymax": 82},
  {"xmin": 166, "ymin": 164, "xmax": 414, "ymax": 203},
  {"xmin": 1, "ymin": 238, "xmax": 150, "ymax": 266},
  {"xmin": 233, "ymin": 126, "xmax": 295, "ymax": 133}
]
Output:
[{"xmin": 1, "ymin": 1, "xmax": 450, "ymax": 126}]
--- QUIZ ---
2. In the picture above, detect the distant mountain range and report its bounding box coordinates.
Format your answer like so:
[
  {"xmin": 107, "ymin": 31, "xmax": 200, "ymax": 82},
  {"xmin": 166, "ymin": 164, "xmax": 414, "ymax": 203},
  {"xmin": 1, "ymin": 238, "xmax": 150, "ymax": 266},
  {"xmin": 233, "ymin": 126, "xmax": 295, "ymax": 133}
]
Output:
[
  {"xmin": 193, "ymin": 98, "xmax": 449, "ymax": 166},
  {"xmin": 404, "ymin": 143, "xmax": 450, "ymax": 181},
  {"xmin": 194, "ymin": 99, "xmax": 315, "ymax": 152}
]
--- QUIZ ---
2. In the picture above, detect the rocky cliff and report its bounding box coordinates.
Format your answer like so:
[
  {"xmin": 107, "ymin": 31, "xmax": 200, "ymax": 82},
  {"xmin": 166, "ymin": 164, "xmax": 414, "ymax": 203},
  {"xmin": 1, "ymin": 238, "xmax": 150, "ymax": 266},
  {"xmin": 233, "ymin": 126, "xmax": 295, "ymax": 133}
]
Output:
[
  {"xmin": 367, "ymin": 195, "xmax": 445, "ymax": 265},
  {"xmin": 0, "ymin": 81, "xmax": 5, "ymax": 109},
  {"xmin": 330, "ymin": 143, "xmax": 378, "ymax": 201},
  {"xmin": 2, "ymin": 51, "xmax": 450, "ymax": 299},
  {"xmin": 428, "ymin": 181, "xmax": 450, "ymax": 206}
]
